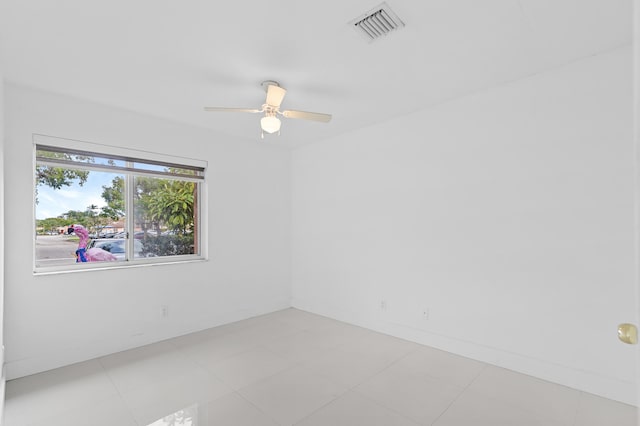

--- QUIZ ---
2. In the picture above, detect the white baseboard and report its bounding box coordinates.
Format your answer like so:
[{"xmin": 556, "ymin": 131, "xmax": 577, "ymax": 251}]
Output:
[
  {"xmin": 6, "ymin": 298, "xmax": 291, "ymax": 381},
  {"xmin": 292, "ymin": 297, "xmax": 637, "ymax": 406}
]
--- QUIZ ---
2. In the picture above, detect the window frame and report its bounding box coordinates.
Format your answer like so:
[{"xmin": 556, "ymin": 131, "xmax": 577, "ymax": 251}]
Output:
[{"xmin": 33, "ymin": 134, "xmax": 208, "ymax": 274}]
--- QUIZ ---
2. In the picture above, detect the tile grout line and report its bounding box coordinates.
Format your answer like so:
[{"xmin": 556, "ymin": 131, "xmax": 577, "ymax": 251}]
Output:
[
  {"xmin": 204, "ymin": 345, "xmax": 298, "ymax": 394},
  {"xmin": 95, "ymin": 357, "xmax": 143, "ymax": 426},
  {"xmin": 341, "ymin": 389, "xmax": 423, "ymax": 426},
  {"xmin": 232, "ymin": 386, "xmax": 291, "ymax": 426},
  {"xmin": 227, "ymin": 336, "xmax": 394, "ymax": 426},
  {"xmin": 432, "ymin": 364, "xmax": 582, "ymax": 426},
  {"xmin": 570, "ymin": 392, "xmax": 584, "ymax": 426},
  {"xmin": 291, "ymin": 344, "xmax": 424, "ymax": 425},
  {"xmin": 288, "ymin": 387, "xmax": 350, "ymax": 426},
  {"xmin": 262, "ymin": 362, "xmax": 351, "ymax": 425},
  {"xmin": 428, "ymin": 363, "xmax": 490, "ymax": 426},
  {"xmin": 13, "ymin": 310, "xmax": 628, "ymax": 425}
]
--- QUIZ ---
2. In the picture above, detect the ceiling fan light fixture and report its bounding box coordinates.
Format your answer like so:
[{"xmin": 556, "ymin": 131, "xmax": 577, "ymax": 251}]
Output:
[
  {"xmin": 261, "ymin": 116, "xmax": 281, "ymax": 134},
  {"xmin": 204, "ymin": 80, "xmax": 331, "ymax": 139}
]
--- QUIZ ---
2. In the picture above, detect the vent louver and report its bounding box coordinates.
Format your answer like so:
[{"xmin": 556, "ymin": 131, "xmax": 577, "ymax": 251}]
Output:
[{"xmin": 350, "ymin": 2, "xmax": 405, "ymax": 42}]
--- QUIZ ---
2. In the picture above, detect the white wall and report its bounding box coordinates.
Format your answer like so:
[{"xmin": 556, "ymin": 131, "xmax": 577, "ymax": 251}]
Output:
[
  {"xmin": 292, "ymin": 47, "xmax": 637, "ymax": 404},
  {"xmin": 0, "ymin": 67, "xmax": 6, "ymax": 423},
  {"xmin": 3, "ymin": 84, "xmax": 292, "ymax": 379}
]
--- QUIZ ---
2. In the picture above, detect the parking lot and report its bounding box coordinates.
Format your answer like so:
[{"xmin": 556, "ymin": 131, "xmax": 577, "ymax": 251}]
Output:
[{"xmin": 35, "ymin": 234, "xmax": 79, "ymax": 266}]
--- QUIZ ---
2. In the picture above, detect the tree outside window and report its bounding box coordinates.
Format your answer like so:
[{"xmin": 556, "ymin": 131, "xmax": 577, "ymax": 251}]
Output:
[{"xmin": 34, "ymin": 139, "xmax": 205, "ymax": 271}]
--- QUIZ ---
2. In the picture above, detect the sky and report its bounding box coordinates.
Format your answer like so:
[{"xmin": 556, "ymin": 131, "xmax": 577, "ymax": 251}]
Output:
[{"xmin": 36, "ymin": 171, "xmax": 119, "ymax": 220}]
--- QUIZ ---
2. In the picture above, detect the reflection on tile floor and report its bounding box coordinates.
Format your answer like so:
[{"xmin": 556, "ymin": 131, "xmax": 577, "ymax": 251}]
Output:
[
  {"xmin": 4, "ymin": 308, "xmax": 638, "ymax": 426},
  {"xmin": 148, "ymin": 404, "xmax": 198, "ymax": 426}
]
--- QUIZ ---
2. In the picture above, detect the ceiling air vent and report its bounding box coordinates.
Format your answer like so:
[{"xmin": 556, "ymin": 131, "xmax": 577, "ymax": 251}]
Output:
[{"xmin": 350, "ymin": 2, "xmax": 405, "ymax": 43}]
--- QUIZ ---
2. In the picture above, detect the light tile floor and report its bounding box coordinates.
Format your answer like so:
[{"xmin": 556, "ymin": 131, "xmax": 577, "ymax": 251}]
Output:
[{"xmin": 4, "ymin": 308, "xmax": 638, "ymax": 426}]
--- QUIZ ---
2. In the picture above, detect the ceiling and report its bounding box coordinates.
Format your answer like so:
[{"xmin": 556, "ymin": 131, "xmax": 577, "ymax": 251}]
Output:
[{"xmin": 0, "ymin": 0, "xmax": 632, "ymax": 148}]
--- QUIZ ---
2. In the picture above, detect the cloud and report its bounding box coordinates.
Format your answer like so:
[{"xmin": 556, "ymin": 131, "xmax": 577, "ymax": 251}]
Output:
[
  {"xmin": 87, "ymin": 197, "xmax": 108, "ymax": 210},
  {"xmin": 56, "ymin": 189, "xmax": 82, "ymax": 199},
  {"xmin": 35, "ymin": 171, "xmax": 116, "ymax": 219},
  {"xmin": 36, "ymin": 210, "xmax": 53, "ymax": 220},
  {"xmin": 39, "ymin": 191, "xmax": 56, "ymax": 203}
]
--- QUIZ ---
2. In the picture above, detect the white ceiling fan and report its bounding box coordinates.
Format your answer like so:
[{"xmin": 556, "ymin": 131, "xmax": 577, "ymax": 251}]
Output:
[{"xmin": 204, "ymin": 80, "xmax": 332, "ymax": 138}]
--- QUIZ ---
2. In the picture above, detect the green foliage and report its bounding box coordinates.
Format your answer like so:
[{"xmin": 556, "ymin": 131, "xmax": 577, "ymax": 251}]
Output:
[
  {"xmin": 53, "ymin": 207, "xmax": 111, "ymax": 234},
  {"xmin": 38, "ymin": 158, "xmax": 197, "ymax": 244},
  {"xmin": 85, "ymin": 204, "xmax": 113, "ymax": 232},
  {"xmin": 101, "ymin": 176, "xmax": 125, "ymax": 219},
  {"xmin": 60, "ymin": 209, "xmax": 90, "ymax": 225},
  {"xmin": 36, "ymin": 217, "xmax": 67, "ymax": 234},
  {"xmin": 35, "ymin": 150, "xmax": 93, "ymax": 190},
  {"xmin": 100, "ymin": 174, "xmax": 196, "ymax": 235},
  {"xmin": 140, "ymin": 234, "xmax": 194, "ymax": 256},
  {"xmin": 36, "ymin": 167, "xmax": 89, "ymax": 190},
  {"xmin": 143, "ymin": 180, "xmax": 195, "ymax": 234},
  {"xmin": 133, "ymin": 176, "xmax": 162, "ymax": 231}
]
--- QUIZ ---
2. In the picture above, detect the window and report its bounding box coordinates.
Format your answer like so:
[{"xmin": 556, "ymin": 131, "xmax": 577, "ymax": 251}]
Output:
[{"xmin": 34, "ymin": 135, "xmax": 206, "ymax": 273}]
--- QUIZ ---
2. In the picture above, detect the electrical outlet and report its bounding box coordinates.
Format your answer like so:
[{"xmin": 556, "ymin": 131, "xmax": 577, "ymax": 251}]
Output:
[{"xmin": 161, "ymin": 305, "xmax": 169, "ymax": 318}]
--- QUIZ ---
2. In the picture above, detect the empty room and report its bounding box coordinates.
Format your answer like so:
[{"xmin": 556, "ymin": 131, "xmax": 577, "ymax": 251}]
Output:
[{"xmin": 0, "ymin": 1, "xmax": 638, "ymax": 425}]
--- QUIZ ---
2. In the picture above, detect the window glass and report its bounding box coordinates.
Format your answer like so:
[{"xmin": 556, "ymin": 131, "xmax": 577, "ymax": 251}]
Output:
[
  {"xmin": 35, "ymin": 170, "xmax": 125, "ymax": 267},
  {"xmin": 34, "ymin": 140, "xmax": 205, "ymax": 273},
  {"xmin": 133, "ymin": 176, "xmax": 197, "ymax": 259}
]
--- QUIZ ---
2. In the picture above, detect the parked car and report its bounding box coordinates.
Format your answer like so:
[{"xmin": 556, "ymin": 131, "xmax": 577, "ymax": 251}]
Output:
[
  {"xmin": 161, "ymin": 229, "xmax": 192, "ymax": 236},
  {"xmin": 98, "ymin": 230, "xmax": 118, "ymax": 238},
  {"xmin": 133, "ymin": 231, "xmax": 147, "ymax": 239},
  {"xmin": 87, "ymin": 238, "xmax": 145, "ymax": 260}
]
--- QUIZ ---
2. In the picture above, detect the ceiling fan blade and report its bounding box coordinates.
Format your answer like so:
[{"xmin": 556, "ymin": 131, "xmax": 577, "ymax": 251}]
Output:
[
  {"xmin": 281, "ymin": 110, "xmax": 332, "ymax": 123},
  {"xmin": 266, "ymin": 85, "xmax": 287, "ymax": 107},
  {"xmin": 204, "ymin": 107, "xmax": 262, "ymax": 113}
]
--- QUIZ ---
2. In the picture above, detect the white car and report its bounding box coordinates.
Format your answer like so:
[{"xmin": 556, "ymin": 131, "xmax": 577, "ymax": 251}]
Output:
[{"xmin": 87, "ymin": 238, "xmax": 145, "ymax": 260}]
